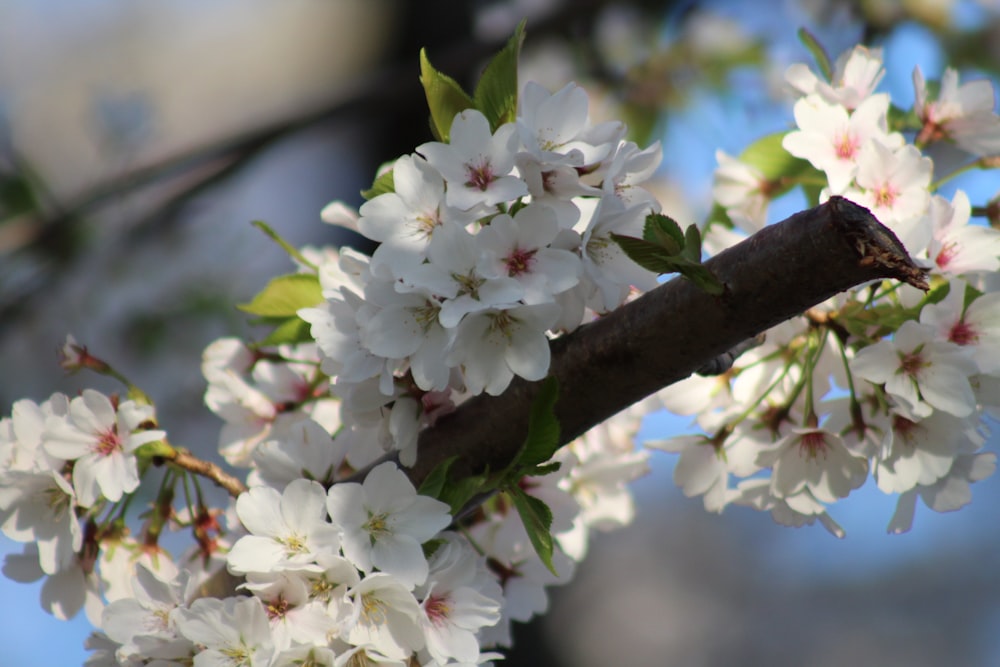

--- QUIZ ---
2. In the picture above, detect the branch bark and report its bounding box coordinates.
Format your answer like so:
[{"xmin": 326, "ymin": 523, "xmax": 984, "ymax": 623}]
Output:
[{"xmin": 404, "ymin": 196, "xmax": 928, "ymax": 488}]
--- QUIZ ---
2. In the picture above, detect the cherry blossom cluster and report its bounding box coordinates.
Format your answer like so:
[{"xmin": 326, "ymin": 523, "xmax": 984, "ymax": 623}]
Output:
[
  {"xmin": 0, "ymin": 76, "xmax": 658, "ymax": 666},
  {"xmin": 300, "ymin": 81, "xmax": 663, "ymax": 430},
  {"xmin": 654, "ymin": 44, "xmax": 1000, "ymax": 536}
]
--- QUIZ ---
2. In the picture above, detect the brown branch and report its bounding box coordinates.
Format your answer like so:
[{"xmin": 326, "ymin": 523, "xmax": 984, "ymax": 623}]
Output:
[
  {"xmin": 402, "ymin": 196, "xmax": 927, "ymax": 488},
  {"xmin": 164, "ymin": 448, "xmax": 247, "ymax": 498}
]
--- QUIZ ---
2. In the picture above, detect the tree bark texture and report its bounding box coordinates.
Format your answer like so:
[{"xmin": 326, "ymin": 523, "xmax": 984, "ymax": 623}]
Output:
[{"xmin": 404, "ymin": 196, "xmax": 928, "ymax": 487}]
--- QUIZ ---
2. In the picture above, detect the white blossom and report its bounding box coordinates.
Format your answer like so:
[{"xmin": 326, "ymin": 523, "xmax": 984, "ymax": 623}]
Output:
[
  {"xmin": 43, "ymin": 390, "xmax": 164, "ymax": 507},
  {"xmin": 326, "ymin": 462, "xmax": 451, "ymax": 588},
  {"xmin": 418, "ymin": 109, "xmax": 528, "ymax": 210},
  {"xmin": 227, "ymin": 479, "xmax": 340, "ymax": 575}
]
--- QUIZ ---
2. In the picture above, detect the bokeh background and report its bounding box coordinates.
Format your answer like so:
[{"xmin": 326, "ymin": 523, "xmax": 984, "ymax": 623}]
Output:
[{"xmin": 2, "ymin": 0, "xmax": 1000, "ymax": 665}]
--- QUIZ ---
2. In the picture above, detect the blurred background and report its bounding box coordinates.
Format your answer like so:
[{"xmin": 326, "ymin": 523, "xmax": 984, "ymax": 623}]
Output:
[{"xmin": 2, "ymin": 0, "xmax": 1000, "ymax": 665}]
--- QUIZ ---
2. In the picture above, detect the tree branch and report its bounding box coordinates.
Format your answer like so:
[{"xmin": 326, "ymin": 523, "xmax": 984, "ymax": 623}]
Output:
[
  {"xmin": 164, "ymin": 448, "xmax": 247, "ymax": 498},
  {"xmin": 404, "ymin": 197, "xmax": 927, "ymax": 488}
]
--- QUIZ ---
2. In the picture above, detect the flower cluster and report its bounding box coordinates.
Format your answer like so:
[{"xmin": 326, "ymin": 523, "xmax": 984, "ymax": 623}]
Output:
[
  {"xmin": 302, "ymin": 82, "xmax": 661, "ymax": 416},
  {"xmin": 0, "ymin": 65, "xmax": 656, "ymax": 665},
  {"xmin": 655, "ymin": 44, "xmax": 1000, "ymax": 535},
  {"xmin": 0, "ymin": 388, "xmax": 164, "ymax": 623}
]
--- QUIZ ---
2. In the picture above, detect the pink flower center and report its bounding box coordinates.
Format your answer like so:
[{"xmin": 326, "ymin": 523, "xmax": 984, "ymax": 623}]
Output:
[
  {"xmin": 465, "ymin": 160, "xmax": 496, "ymax": 191},
  {"xmin": 949, "ymin": 320, "xmax": 978, "ymax": 346},
  {"xmin": 266, "ymin": 596, "xmax": 290, "ymax": 620},
  {"xmin": 834, "ymin": 131, "xmax": 859, "ymax": 160},
  {"xmin": 505, "ymin": 247, "xmax": 537, "ymax": 276},
  {"xmin": 798, "ymin": 431, "xmax": 829, "ymax": 459},
  {"xmin": 96, "ymin": 429, "xmax": 123, "ymax": 457},
  {"xmin": 935, "ymin": 242, "xmax": 958, "ymax": 270},
  {"xmin": 424, "ymin": 593, "xmax": 451, "ymax": 625},
  {"xmin": 873, "ymin": 183, "xmax": 898, "ymax": 208}
]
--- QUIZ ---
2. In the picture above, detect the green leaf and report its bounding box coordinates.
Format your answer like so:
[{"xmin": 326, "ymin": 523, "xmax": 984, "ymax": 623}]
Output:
[
  {"xmin": 797, "ymin": 27, "xmax": 832, "ymax": 82},
  {"xmin": 739, "ymin": 132, "xmax": 813, "ymax": 183},
  {"xmin": 418, "ymin": 456, "xmax": 457, "ymax": 500},
  {"xmin": 683, "ymin": 223, "xmax": 703, "ymax": 264},
  {"xmin": 609, "ymin": 233, "xmax": 678, "ymax": 273},
  {"xmin": 610, "ymin": 233, "xmax": 724, "ymax": 295},
  {"xmin": 643, "ymin": 212, "xmax": 684, "ymax": 254},
  {"xmin": 256, "ymin": 315, "xmax": 315, "ymax": 347},
  {"xmin": 361, "ymin": 167, "xmax": 395, "ymax": 201},
  {"xmin": 506, "ymin": 486, "xmax": 557, "ymax": 575},
  {"xmin": 420, "ymin": 48, "xmax": 475, "ymax": 142},
  {"xmin": 522, "ymin": 461, "xmax": 562, "ymax": 478},
  {"xmin": 679, "ymin": 262, "xmax": 725, "ymax": 296},
  {"xmin": 473, "ymin": 20, "xmax": 525, "ymax": 130},
  {"xmin": 438, "ymin": 471, "xmax": 491, "ymax": 516},
  {"xmin": 251, "ymin": 221, "xmax": 317, "ymax": 271},
  {"xmin": 518, "ymin": 377, "xmax": 561, "ymax": 468},
  {"xmin": 237, "ymin": 273, "xmax": 324, "ymax": 318}
]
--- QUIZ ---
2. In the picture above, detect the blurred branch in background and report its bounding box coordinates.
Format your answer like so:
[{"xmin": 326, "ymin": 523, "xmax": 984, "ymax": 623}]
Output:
[{"xmin": 0, "ymin": 0, "xmax": 637, "ymax": 333}]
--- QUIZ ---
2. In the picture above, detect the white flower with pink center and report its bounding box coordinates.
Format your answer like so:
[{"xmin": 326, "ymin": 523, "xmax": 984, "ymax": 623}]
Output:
[
  {"xmin": 851, "ymin": 320, "xmax": 978, "ymax": 419},
  {"xmin": 927, "ymin": 190, "xmax": 1000, "ymax": 276},
  {"xmin": 782, "ymin": 93, "xmax": 901, "ymax": 194},
  {"xmin": 418, "ymin": 109, "xmax": 528, "ymax": 211},
  {"xmin": 476, "ymin": 203, "xmax": 581, "ymax": 304},
  {"xmin": 841, "ymin": 141, "xmax": 932, "ymax": 252},
  {"xmin": 874, "ymin": 409, "xmax": 983, "ymax": 494},
  {"xmin": 755, "ymin": 428, "xmax": 868, "ymax": 504},
  {"xmin": 417, "ymin": 536, "xmax": 501, "ymax": 664},
  {"xmin": 399, "ymin": 223, "xmax": 524, "ymax": 330},
  {"xmin": 920, "ymin": 277, "xmax": 1000, "ymax": 374},
  {"xmin": 914, "ymin": 66, "xmax": 1000, "ymax": 156},
  {"xmin": 42, "ymin": 390, "xmax": 164, "ymax": 507},
  {"xmin": 786, "ymin": 45, "xmax": 885, "ymax": 110}
]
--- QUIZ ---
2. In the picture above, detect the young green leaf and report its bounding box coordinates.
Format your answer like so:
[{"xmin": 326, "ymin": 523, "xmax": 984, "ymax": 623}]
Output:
[
  {"xmin": 683, "ymin": 223, "xmax": 703, "ymax": 264},
  {"xmin": 251, "ymin": 221, "xmax": 317, "ymax": 271},
  {"xmin": 517, "ymin": 376, "xmax": 561, "ymax": 468},
  {"xmin": 473, "ymin": 19, "xmax": 525, "ymax": 130},
  {"xmin": 418, "ymin": 456, "xmax": 458, "ymax": 500},
  {"xmin": 797, "ymin": 27, "xmax": 833, "ymax": 82},
  {"xmin": 438, "ymin": 471, "xmax": 491, "ymax": 517},
  {"xmin": 679, "ymin": 263, "xmax": 725, "ymax": 296},
  {"xmin": 610, "ymin": 233, "xmax": 725, "ymax": 295},
  {"xmin": 361, "ymin": 167, "xmax": 395, "ymax": 201},
  {"xmin": 738, "ymin": 132, "xmax": 813, "ymax": 184},
  {"xmin": 255, "ymin": 315, "xmax": 315, "ymax": 347},
  {"xmin": 420, "ymin": 48, "xmax": 475, "ymax": 142},
  {"xmin": 609, "ymin": 233, "xmax": 677, "ymax": 274},
  {"xmin": 237, "ymin": 273, "xmax": 324, "ymax": 318},
  {"xmin": 643, "ymin": 212, "xmax": 684, "ymax": 254},
  {"xmin": 506, "ymin": 486, "xmax": 558, "ymax": 575}
]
